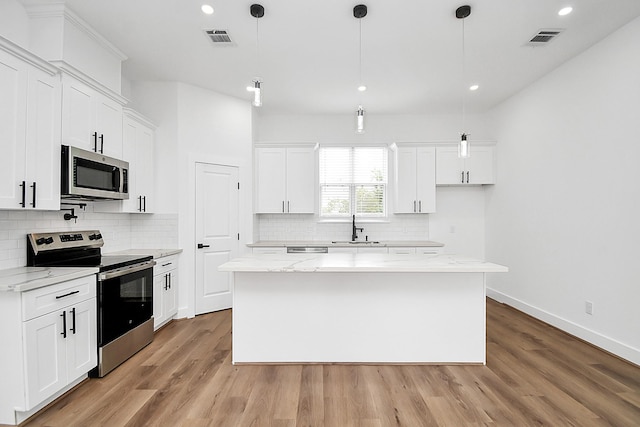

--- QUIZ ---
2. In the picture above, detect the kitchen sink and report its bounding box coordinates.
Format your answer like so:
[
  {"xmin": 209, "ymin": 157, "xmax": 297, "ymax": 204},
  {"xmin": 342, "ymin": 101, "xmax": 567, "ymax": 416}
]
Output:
[{"xmin": 331, "ymin": 241, "xmax": 381, "ymax": 245}]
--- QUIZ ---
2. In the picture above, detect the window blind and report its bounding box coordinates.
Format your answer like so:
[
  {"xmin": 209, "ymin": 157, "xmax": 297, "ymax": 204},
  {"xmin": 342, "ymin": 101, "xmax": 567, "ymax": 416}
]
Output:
[{"xmin": 319, "ymin": 147, "xmax": 387, "ymax": 217}]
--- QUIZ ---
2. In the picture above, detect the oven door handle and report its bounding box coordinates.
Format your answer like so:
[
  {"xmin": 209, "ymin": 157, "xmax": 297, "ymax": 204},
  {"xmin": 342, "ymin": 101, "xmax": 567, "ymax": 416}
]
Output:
[{"xmin": 98, "ymin": 260, "xmax": 156, "ymax": 281}]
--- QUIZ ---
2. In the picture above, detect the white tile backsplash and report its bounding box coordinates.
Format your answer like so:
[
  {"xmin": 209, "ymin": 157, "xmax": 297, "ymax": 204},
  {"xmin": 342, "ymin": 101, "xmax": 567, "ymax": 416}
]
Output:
[
  {"xmin": 0, "ymin": 208, "xmax": 178, "ymax": 270},
  {"xmin": 257, "ymin": 214, "xmax": 430, "ymax": 242}
]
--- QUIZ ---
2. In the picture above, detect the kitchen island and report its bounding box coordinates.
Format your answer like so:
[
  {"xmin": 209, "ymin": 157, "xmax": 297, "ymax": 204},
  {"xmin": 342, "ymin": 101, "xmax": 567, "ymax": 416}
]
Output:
[{"xmin": 219, "ymin": 253, "xmax": 508, "ymax": 365}]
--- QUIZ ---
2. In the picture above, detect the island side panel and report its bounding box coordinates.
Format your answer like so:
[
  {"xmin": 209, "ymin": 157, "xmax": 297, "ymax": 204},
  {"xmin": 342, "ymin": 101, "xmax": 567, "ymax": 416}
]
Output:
[{"xmin": 232, "ymin": 271, "xmax": 486, "ymax": 364}]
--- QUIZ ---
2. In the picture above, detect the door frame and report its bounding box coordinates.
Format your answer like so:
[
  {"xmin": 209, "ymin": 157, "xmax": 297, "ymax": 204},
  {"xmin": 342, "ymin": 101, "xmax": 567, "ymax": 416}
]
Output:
[{"xmin": 181, "ymin": 152, "xmax": 252, "ymax": 320}]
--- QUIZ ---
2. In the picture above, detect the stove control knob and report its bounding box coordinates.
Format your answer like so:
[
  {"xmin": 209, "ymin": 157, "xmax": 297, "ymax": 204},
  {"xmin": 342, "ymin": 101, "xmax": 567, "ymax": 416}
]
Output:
[
  {"xmin": 89, "ymin": 233, "xmax": 102, "ymax": 240},
  {"xmin": 44, "ymin": 237, "xmax": 54, "ymax": 244},
  {"xmin": 36, "ymin": 237, "xmax": 47, "ymax": 245}
]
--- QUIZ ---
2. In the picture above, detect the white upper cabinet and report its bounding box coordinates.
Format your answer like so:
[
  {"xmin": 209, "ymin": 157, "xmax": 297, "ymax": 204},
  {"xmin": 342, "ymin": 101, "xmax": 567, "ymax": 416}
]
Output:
[
  {"xmin": 436, "ymin": 145, "xmax": 496, "ymax": 185},
  {"xmin": 255, "ymin": 146, "xmax": 316, "ymax": 214},
  {"xmin": 94, "ymin": 109, "xmax": 155, "ymax": 213},
  {"xmin": 61, "ymin": 74, "xmax": 123, "ymax": 159},
  {"xmin": 0, "ymin": 44, "xmax": 61, "ymax": 211},
  {"xmin": 394, "ymin": 146, "xmax": 436, "ymax": 213}
]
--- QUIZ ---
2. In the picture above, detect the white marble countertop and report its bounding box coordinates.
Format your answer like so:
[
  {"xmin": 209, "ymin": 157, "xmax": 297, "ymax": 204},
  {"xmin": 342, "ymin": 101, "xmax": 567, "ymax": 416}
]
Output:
[
  {"xmin": 0, "ymin": 267, "xmax": 99, "ymax": 292},
  {"xmin": 219, "ymin": 253, "xmax": 508, "ymax": 273},
  {"xmin": 106, "ymin": 248, "xmax": 183, "ymax": 259},
  {"xmin": 247, "ymin": 240, "xmax": 444, "ymax": 248}
]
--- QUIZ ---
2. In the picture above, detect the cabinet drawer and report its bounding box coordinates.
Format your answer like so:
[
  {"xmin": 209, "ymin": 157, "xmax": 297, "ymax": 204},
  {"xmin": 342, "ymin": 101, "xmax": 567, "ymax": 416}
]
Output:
[
  {"xmin": 252, "ymin": 247, "xmax": 286, "ymax": 254},
  {"xmin": 388, "ymin": 247, "xmax": 416, "ymax": 255},
  {"xmin": 416, "ymin": 247, "xmax": 442, "ymax": 255},
  {"xmin": 154, "ymin": 255, "xmax": 178, "ymax": 275},
  {"xmin": 22, "ymin": 275, "xmax": 96, "ymax": 321}
]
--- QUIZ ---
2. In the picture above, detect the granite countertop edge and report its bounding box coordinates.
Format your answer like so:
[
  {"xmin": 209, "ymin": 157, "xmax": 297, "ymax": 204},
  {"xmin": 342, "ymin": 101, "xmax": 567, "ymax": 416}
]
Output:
[
  {"xmin": 0, "ymin": 267, "xmax": 99, "ymax": 293},
  {"xmin": 106, "ymin": 248, "xmax": 183, "ymax": 259}
]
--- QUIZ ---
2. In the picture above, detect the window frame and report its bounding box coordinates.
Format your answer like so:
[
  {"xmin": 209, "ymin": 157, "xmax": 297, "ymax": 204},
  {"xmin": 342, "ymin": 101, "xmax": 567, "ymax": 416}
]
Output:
[{"xmin": 318, "ymin": 145, "xmax": 389, "ymax": 220}]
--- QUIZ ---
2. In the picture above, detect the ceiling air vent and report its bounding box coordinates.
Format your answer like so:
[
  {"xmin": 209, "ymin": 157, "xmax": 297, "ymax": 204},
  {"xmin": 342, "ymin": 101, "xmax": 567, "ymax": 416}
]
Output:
[
  {"xmin": 527, "ymin": 29, "xmax": 564, "ymax": 45},
  {"xmin": 204, "ymin": 29, "xmax": 236, "ymax": 47}
]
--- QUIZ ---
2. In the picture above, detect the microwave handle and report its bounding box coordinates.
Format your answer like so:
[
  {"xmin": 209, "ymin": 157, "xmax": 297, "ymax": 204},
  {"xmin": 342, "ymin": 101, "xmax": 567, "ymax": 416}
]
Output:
[{"xmin": 113, "ymin": 167, "xmax": 120, "ymax": 190}]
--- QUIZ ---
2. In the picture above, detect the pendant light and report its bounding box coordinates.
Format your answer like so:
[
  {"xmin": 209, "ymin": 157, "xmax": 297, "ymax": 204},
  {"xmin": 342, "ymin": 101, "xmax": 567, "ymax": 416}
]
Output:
[
  {"xmin": 354, "ymin": 4, "xmax": 367, "ymax": 133},
  {"xmin": 356, "ymin": 106, "xmax": 365, "ymax": 133},
  {"xmin": 456, "ymin": 5, "xmax": 471, "ymax": 158},
  {"xmin": 248, "ymin": 4, "xmax": 264, "ymax": 107}
]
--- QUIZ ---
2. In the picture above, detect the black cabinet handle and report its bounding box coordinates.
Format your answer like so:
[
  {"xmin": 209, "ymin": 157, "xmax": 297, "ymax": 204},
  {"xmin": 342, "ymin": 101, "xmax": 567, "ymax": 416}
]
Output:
[
  {"xmin": 93, "ymin": 132, "xmax": 98, "ymax": 152},
  {"xmin": 461, "ymin": 171, "xmax": 464, "ymax": 184},
  {"xmin": 143, "ymin": 196, "xmax": 146, "ymax": 212},
  {"xmin": 99, "ymin": 134, "xmax": 104, "ymax": 153},
  {"xmin": 282, "ymin": 201, "xmax": 285, "ymax": 213},
  {"xmin": 197, "ymin": 243, "xmax": 210, "ymax": 249},
  {"xmin": 162, "ymin": 262, "xmax": 172, "ymax": 267},
  {"xmin": 287, "ymin": 201, "xmax": 290, "ymax": 213},
  {"xmin": 31, "ymin": 182, "xmax": 36, "ymax": 208},
  {"xmin": 61, "ymin": 312, "xmax": 67, "ymax": 338},
  {"xmin": 138, "ymin": 195, "xmax": 142, "ymax": 212},
  {"xmin": 466, "ymin": 171, "xmax": 470, "ymax": 183},
  {"xmin": 55, "ymin": 290, "xmax": 80, "ymax": 299},
  {"xmin": 413, "ymin": 200, "xmax": 416, "ymax": 213},
  {"xmin": 419, "ymin": 200, "xmax": 422, "ymax": 213},
  {"xmin": 164, "ymin": 273, "xmax": 168, "ymax": 290},
  {"xmin": 19, "ymin": 181, "xmax": 26, "ymax": 208},
  {"xmin": 168, "ymin": 273, "xmax": 171, "ymax": 289},
  {"xmin": 70, "ymin": 307, "xmax": 76, "ymax": 334}
]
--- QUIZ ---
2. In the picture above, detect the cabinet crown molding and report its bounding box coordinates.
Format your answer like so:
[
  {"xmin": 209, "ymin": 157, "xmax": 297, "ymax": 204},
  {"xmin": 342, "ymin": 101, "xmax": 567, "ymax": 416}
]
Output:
[
  {"xmin": 0, "ymin": 36, "xmax": 59, "ymax": 75},
  {"xmin": 58, "ymin": 62, "xmax": 128, "ymax": 105},
  {"xmin": 24, "ymin": 3, "xmax": 127, "ymax": 61}
]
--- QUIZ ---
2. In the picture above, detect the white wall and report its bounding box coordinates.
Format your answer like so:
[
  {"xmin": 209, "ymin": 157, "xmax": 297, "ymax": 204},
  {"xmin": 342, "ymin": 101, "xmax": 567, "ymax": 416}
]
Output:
[
  {"xmin": 131, "ymin": 81, "xmax": 253, "ymax": 319},
  {"xmin": 485, "ymin": 16, "xmax": 640, "ymax": 365},
  {"xmin": 257, "ymin": 113, "xmax": 494, "ymax": 144},
  {"xmin": 256, "ymin": 112, "xmax": 492, "ymax": 258},
  {"xmin": 0, "ymin": 0, "xmax": 29, "ymax": 48}
]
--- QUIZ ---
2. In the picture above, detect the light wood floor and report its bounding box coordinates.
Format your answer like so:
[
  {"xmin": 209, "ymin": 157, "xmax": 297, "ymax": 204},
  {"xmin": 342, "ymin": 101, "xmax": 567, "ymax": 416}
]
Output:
[{"xmin": 23, "ymin": 299, "xmax": 640, "ymax": 426}]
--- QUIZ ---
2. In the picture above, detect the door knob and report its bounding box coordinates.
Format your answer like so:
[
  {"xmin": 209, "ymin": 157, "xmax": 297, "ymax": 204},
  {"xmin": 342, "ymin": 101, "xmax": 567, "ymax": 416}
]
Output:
[{"xmin": 197, "ymin": 243, "xmax": 210, "ymax": 249}]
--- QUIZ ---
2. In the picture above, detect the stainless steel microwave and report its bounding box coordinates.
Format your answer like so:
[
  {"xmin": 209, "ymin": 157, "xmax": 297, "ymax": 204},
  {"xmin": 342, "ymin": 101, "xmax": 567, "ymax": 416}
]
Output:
[{"xmin": 61, "ymin": 145, "xmax": 129, "ymax": 200}]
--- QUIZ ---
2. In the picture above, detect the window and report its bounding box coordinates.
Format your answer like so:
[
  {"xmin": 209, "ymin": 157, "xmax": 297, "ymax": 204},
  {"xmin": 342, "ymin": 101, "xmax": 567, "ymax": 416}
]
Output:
[{"xmin": 319, "ymin": 146, "xmax": 388, "ymax": 218}]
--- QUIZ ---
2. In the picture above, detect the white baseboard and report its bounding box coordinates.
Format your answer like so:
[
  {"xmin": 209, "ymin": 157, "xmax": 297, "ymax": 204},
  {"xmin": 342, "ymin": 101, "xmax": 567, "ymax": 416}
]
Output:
[{"xmin": 487, "ymin": 288, "xmax": 640, "ymax": 366}]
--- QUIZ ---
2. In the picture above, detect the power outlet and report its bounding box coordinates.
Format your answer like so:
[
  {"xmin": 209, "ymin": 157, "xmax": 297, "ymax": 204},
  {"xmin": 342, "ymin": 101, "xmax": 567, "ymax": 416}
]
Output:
[{"xmin": 585, "ymin": 301, "xmax": 594, "ymax": 315}]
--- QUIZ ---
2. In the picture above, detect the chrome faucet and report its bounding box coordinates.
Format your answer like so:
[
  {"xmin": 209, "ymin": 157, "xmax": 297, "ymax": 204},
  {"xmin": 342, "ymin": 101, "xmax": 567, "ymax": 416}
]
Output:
[{"xmin": 352, "ymin": 215, "xmax": 364, "ymax": 241}]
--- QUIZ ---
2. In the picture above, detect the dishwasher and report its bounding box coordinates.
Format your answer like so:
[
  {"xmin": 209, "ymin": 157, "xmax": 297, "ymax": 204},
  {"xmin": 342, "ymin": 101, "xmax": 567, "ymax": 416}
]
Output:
[{"xmin": 286, "ymin": 246, "xmax": 328, "ymax": 254}]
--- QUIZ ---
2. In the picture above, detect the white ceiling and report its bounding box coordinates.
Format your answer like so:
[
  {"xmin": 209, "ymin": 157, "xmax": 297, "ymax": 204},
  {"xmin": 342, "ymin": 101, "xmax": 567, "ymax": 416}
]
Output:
[{"xmin": 36, "ymin": 0, "xmax": 640, "ymax": 115}]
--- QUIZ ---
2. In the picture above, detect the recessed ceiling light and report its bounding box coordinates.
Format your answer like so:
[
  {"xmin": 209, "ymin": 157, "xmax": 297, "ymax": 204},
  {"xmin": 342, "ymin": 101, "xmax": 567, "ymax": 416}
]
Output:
[
  {"xmin": 358, "ymin": 85, "xmax": 367, "ymax": 92},
  {"xmin": 469, "ymin": 84, "xmax": 479, "ymax": 91},
  {"xmin": 558, "ymin": 6, "xmax": 573, "ymax": 16},
  {"xmin": 201, "ymin": 4, "xmax": 214, "ymax": 15}
]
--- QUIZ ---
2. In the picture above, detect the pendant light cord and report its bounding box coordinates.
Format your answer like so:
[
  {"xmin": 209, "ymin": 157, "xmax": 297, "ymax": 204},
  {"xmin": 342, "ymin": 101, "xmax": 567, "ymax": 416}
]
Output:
[
  {"xmin": 256, "ymin": 17, "xmax": 260, "ymax": 78},
  {"xmin": 461, "ymin": 17, "xmax": 466, "ymax": 131},
  {"xmin": 359, "ymin": 18, "xmax": 363, "ymax": 88}
]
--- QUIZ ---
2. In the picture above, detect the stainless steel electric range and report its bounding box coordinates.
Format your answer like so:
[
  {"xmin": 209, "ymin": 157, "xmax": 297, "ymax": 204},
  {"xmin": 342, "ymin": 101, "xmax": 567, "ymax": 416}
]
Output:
[{"xmin": 27, "ymin": 230, "xmax": 156, "ymax": 377}]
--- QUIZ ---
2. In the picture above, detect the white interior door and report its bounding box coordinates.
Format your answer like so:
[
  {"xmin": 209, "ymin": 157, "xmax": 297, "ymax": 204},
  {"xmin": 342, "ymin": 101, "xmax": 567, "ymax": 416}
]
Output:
[{"xmin": 195, "ymin": 163, "xmax": 239, "ymax": 315}]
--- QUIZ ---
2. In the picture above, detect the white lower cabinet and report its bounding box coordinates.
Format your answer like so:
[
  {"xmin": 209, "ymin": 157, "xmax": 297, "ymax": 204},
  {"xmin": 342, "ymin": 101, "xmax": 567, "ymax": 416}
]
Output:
[
  {"xmin": 388, "ymin": 247, "xmax": 442, "ymax": 255},
  {"xmin": 327, "ymin": 247, "xmax": 357, "ymax": 254},
  {"xmin": 0, "ymin": 274, "xmax": 97, "ymax": 425},
  {"xmin": 388, "ymin": 247, "xmax": 416, "ymax": 255},
  {"xmin": 153, "ymin": 255, "xmax": 179, "ymax": 330},
  {"xmin": 252, "ymin": 247, "xmax": 287, "ymax": 254},
  {"xmin": 416, "ymin": 247, "xmax": 443, "ymax": 255},
  {"xmin": 356, "ymin": 247, "xmax": 388, "ymax": 254},
  {"xmin": 24, "ymin": 297, "xmax": 96, "ymax": 407}
]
